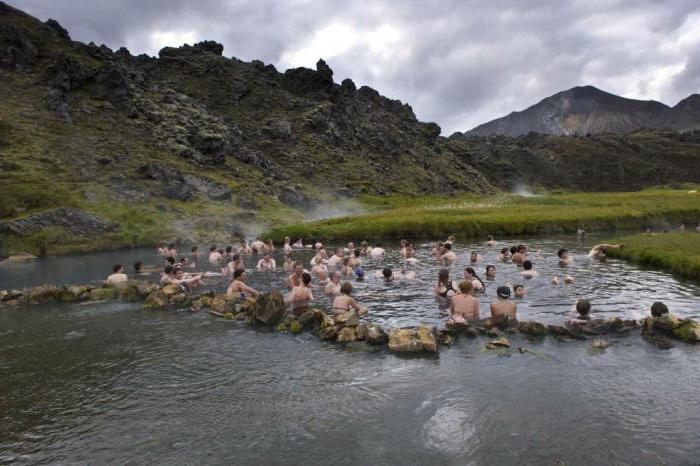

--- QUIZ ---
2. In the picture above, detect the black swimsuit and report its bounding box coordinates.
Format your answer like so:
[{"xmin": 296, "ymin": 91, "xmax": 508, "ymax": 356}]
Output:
[{"xmin": 437, "ymin": 281, "xmax": 457, "ymax": 298}]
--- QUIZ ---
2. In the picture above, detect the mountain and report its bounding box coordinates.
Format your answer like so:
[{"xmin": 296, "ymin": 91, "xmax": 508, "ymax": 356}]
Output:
[
  {"xmin": 465, "ymin": 86, "xmax": 700, "ymax": 137},
  {"xmin": 1, "ymin": 1, "xmax": 700, "ymax": 255}
]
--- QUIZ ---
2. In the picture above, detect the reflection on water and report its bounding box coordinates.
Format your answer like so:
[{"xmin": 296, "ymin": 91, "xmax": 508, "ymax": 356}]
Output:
[{"xmin": 1, "ymin": 235, "xmax": 700, "ymax": 464}]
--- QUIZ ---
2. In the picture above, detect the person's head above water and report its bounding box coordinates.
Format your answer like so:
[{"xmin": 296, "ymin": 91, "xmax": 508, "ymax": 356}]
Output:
[
  {"xmin": 134, "ymin": 261, "xmax": 143, "ymax": 272},
  {"xmin": 382, "ymin": 267, "xmax": 393, "ymax": 279},
  {"xmin": 166, "ymin": 257, "xmax": 175, "ymax": 265},
  {"xmin": 210, "ymin": 245, "xmax": 217, "ymax": 252},
  {"xmin": 354, "ymin": 267, "xmax": 365, "ymax": 278},
  {"xmin": 510, "ymin": 245, "xmax": 517, "ymax": 255},
  {"xmin": 513, "ymin": 284, "xmax": 525, "ymax": 297},
  {"xmin": 301, "ymin": 272, "xmax": 312, "ymax": 286},
  {"xmin": 444, "ymin": 243, "xmax": 452, "ymax": 251},
  {"xmin": 294, "ymin": 263, "xmax": 304, "ymax": 274},
  {"xmin": 226, "ymin": 246, "xmax": 232, "ymax": 254},
  {"xmin": 233, "ymin": 253, "xmax": 240, "ymax": 261},
  {"xmin": 486, "ymin": 265, "xmax": 496, "ymax": 277},
  {"xmin": 331, "ymin": 272, "xmax": 340, "ymax": 283},
  {"xmin": 191, "ymin": 246, "xmax": 198, "ymax": 253},
  {"xmin": 557, "ymin": 248, "xmax": 568, "ymax": 258},
  {"xmin": 497, "ymin": 286, "xmax": 511, "ymax": 299},
  {"xmin": 340, "ymin": 282, "xmax": 353, "ymax": 295},
  {"xmin": 164, "ymin": 264, "xmax": 174, "ymax": 275},
  {"xmin": 233, "ymin": 268, "xmax": 246, "ymax": 280},
  {"xmin": 523, "ymin": 260, "xmax": 533, "ymax": 270},
  {"xmin": 500, "ymin": 247, "xmax": 510, "ymax": 255},
  {"xmin": 575, "ymin": 299, "xmax": 591, "ymax": 317},
  {"xmin": 458, "ymin": 280, "xmax": 474, "ymax": 294},
  {"xmin": 113, "ymin": 264, "xmax": 123, "ymax": 273},
  {"xmin": 651, "ymin": 301, "xmax": 669, "ymax": 317}
]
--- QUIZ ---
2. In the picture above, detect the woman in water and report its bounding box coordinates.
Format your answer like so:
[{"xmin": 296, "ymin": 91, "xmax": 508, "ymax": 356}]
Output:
[
  {"xmin": 311, "ymin": 256, "xmax": 328, "ymax": 283},
  {"xmin": 283, "ymin": 237, "xmax": 293, "ymax": 253},
  {"xmin": 448, "ymin": 281, "xmax": 480, "ymax": 324},
  {"xmin": 285, "ymin": 272, "xmax": 314, "ymax": 315},
  {"xmin": 226, "ymin": 269, "xmax": 258, "ymax": 298},
  {"xmin": 324, "ymin": 272, "xmax": 341, "ymax": 294},
  {"xmin": 340, "ymin": 257, "xmax": 354, "ymax": 277},
  {"xmin": 464, "ymin": 267, "xmax": 485, "ymax": 293},
  {"xmin": 434, "ymin": 268, "xmax": 458, "ymax": 299},
  {"xmin": 332, "ymin": 282, "xmax": 367, "ymax": 315},
  {"xmin": 499, "ymin": 247, "xmax": 511, "ymax": 262}
]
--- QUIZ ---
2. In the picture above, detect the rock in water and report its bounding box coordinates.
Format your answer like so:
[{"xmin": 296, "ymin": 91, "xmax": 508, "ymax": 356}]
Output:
[
  {"xmin": 253, "ymin": 291, "xmax": 286, "ymax": 325},
  {"xmin": 289, "ymin": 320, "xmax": 303, "ymax": 334},
  {"xmin": 592, "ymin": 339, "xmax": 613, "ymax": 349},
  {"xmin": 337, "ymin": 327, "xmax": 358, "ymax": 343},
  {"xmin": 518, "ymin": 321, "xmax": 547, "ymax": 337},
  {"xmin": 143, "ymin": 291, "xmax": 168, "ymax": 310},
  {"xmin": 417, "ymin": 325, "xmax": 439, "ymax": 353},
  {"xmin": 319, "ymin": 326, "xmax": 338, "ymax": 341},
  {"xmin": 355, "ymin": 322, "xmax": 369, "ymax": 340},
  {"xmin": 334, "ymin": 311, "xmax": 359, "ymax": 327},
  {"xmin": 365, "ymin": 325, "xmax": 387, "ymax": 345},
  {"xmin": 388, "ymin": 328, "xmax": 424, "ymax": 353},
  {"xmin": 485, "ymin": 337, "xmax": 511, "ymax": 349}
]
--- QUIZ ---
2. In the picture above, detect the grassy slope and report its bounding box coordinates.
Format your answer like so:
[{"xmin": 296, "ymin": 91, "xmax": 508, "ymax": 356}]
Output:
[
  {"xmin": 605, "ymin": 232, "xmax": 700, "ymax": 280},
  {"xmin": 265, "ymin": 187, "xmax": 700, "ymax": 242}
]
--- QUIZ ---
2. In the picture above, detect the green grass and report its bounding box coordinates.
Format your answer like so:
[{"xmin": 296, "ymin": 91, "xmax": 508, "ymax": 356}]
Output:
[
  {"xmin": 265, "ymin": 187, "xmax": 700, "ymax": 242},
  {"xmin": 605, "ymin": 232, "xmax": 700, "ymax": 280}
]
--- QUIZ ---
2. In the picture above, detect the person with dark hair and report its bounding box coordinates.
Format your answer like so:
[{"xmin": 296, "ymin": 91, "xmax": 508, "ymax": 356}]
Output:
[
  {"xmin": 286, "ymin": 272, "xmax": 314, "ymax": 313},
  {"xmin": 469, "ymin": 251, "xmax": 481, "ymax": 264},
  {"xmin": 256, "ymin": 253, "xmax": 277, "ymax": 272},
  {"xmin": 650, "ymin": 301, "xmax": 669, "ymax": 318},
  {"xmin": 107, "ymin": 264, "xmax": 128, "ymax": 288},
  {"xmin": 485, "ymin": 265, "xmax": 496, "ymax": 280},
  {"xmin": 382, "ymin": 267, "xmax": 394, "ymax": 281},
  {"xmin": 331, "ymin": 282, "xmax": 367, "ymax": 315},
  {"xmin": 161, "ymin": 264, "xmax": 175, "ymax": 285},
  {"xmin": 190, "ymin": 246, "xmax": 199, "ymax": 257},
  {"xmin": 209, "ymin": 245, "xmax": 222, "ymax": 264},
  {"xmin": 434, "ymin": 268, "xmax": 458, "ymax": 299},
  {"xmin": 499, "ymin": 247, "xmax": 511, "ymax": 262},
  {"xmin": 513, "ymin": 284, "xmax": 526, "ymax": 298},
  {"xmin": 173, "ymin": 267, "xmax": 204, "ymax": 289},
  {"xmin": 238, "ymin": 239, "xmax": 252, "ymax": 255},
  {"xmin": 166, "ymin": 243, "xmax": 177, "ymax": 258},
  {"xmin": 520, "ymin": 260, "xmax": 539, "ymax": 278},
  {"xmin": 558, "ymin": 248, "xmax": 572, "ymax": 266},
  {"xmin": 311, "ymin": 256, "xmax": 328, "ymax": 283},
  {"xmin": 486, "ymin": 235, "xmax": 498, "ymax": 247},
  {"xmin": 512, "ymin": 245, "xmax": 527, "ymax": 265},
  {"xmin": 567, "ymin": 299, "xmax": 592, "ymax": 325},
  {"xmin": 287, "ymin": 263, "xmax": 305, "ymax": 290},
  {"xmin": 225, "ymin": 245, "xmax": 233, "ymax": 257},
  {"xmin": 166, "ymin": 256, "xmax": 176, "ymax": 265},
  {"xmin": 226, "ymin": 269, "xmax": 258, "ymax": 298},
  {"xmin": 179, "ymin": 257, "xmax": 196, "ymax": 269},
  {"xmin": 440, "ymin": 242, "xmax": 457, "ymax": 263},
  {"xmin": 490, "ymin": 286, "xmax": 517, "ymax": 322},
  {"xmin": 463, "ymin": 267, "xmax": 485, "ymax": 292},
  {"xmin": 509, "ymin": 245, "xmax": 517, "ymax": 256}
]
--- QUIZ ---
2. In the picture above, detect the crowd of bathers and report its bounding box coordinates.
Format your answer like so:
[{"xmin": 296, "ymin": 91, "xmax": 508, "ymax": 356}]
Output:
[{"xmin": 101, "ymin": 234, "xmax": 675, "ymax": 327}]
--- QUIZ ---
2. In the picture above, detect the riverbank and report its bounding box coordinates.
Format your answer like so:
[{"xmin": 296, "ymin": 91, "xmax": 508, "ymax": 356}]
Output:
[
  {"xmin": 266, "ymin": 187, "xmax": 700, "ymax": 242},
  {"xmin": 605, "ymin": 232, "xmax": 700, "ymax": 280}
]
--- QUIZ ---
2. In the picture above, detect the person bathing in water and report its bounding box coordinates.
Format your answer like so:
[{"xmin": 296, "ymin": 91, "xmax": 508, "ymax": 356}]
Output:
[
  {"xmin": 485, "ymin": 265, "xmax": 496, "ymax": 280},
  {"xmin": 256, "ymin": 254, "xmax": 276, "ymax": 272},
  {"xmin": 448, "ymin": 281, "xmax": 481, "ymax": 324},
  {"xmin": 440, "ymin": 242, "xmax": 457, "ymax": 263},
  {"xmin": 566, "ymin": 299, "xmax": 592, "ymax": 326},
  {"xmin": 223, "ymin": 254, "xmax": 245, "ymax": 276},
  {"xmin": 311, "ymin": 256, "xmax": 328, "ymax": 283},
  {"xmin": 226, "ymin": 269, "xmax": 259, "ymax": 298},
  {"xmin": 283, "ymin": 237, "xmax": 293, "ymax": 253},
  {"xmin": 283, "ymin": 253, "xmax": 295, "ymax": 272},
  {"xmin": 285, "ymin": 272, "xmax": 314, "ymax": 314},
  {"xmin": 513, "ymin": 284, "xmax": 526, "ymax": 298},
  {"xmin": 558, "ymin": 248, "xmax": 573, "ymax": 266},
  {"xmin": 107, "ymin": 264, "xmax": 128, "ymax": 289},
  {"xmin": 520, "ymin": 260, "xmax": 539, "ymax": 278},
  {"xmin": 325, "ymin": 272, "xmax": 341, "ymax": 294},
  {"xmin": 588, "ymin": 243, "xmax": 623, "ymax": 260},
  {"xmin": 499, "ymin": 247, "xmax": 511, "ymax": 263},
  {"xmin": 434, "ymin": 268, "xmax": 458, "ymax": 299},
  {"xmin": 208, "ymin": 246, "xmax": 222, "ymax": 264},
  {"xmin": 370, "ymin": 243, "xmax": 385, "ymax": 259},
  {"xmin": 463, "ymin": 267, "xmax": 485, "ymax": 293},
  {"xmin": 287, "ymin": 263, "xmax": 305, "ymax": 291},
  {"xmin": 486, "ymin": 235, "xmax": 497, "ymax": 247},
  {"xmin": 331, "ymin": 282, "xmax": 368, "ymax": 315},
  {"xmin": 491, "ymin": 286, "xmax": 517, "ymax": 322},
  {"xmin": 380, "ymin": 267, "xmax": 417, "ymax": 282}
]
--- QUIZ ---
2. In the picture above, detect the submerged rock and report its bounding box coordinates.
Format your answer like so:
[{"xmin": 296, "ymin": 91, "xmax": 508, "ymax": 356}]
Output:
[
  {"xmin": 143, "ymin": 291, "xmax": 168, "ymax": 310},
  {"xmin": 592, "ymin": 339, "xmax": 613, "ymax": 349},
  {"xmin": 337, "ymin": 327, "xmax": 358, "ymax": 343},
  {"xmin": 518, "ymin": 321, "xmax": 547, "ymax": 337},
  {"xmin": 642, "ymin": 314, "xmax": 700, "ymax": 344},
  {"xmin": 485, "ymin": 337, "xmax": 511, "ymax": 349},
  {"xmin": 88, "ymin": 286, "xmax": 116, "ymax": 301}
]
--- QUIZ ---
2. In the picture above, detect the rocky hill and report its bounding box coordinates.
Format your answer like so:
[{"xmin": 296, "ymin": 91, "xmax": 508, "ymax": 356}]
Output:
[
  {"xmin": 1, "ymin": 1, "xmax": 699, "ymax": 255},
  {"xmin": 465, "ymin": 86, "xmax": 700, "ymax": 137}
]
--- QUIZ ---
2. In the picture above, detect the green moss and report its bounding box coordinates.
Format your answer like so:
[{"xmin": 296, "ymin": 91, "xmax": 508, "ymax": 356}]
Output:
[{"xmin": 672, "ymin": 320, "xmax": 700, "ymax": 343}]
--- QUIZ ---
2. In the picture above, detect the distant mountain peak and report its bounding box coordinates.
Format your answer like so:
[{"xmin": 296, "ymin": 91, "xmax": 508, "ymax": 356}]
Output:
[{"xmin": 466, "ymin": 86, "xmax": 697, "ymax": 136}]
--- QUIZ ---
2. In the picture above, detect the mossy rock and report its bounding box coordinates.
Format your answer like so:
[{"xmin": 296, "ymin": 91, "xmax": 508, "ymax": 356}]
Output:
[
  {"xmin": 290, "ymin": 320, "xmax": 303, "ymax": 334},
  {"xmin": 275, "ymin": 322, "xmax": 289, "ymax": 332},
  {"xmin": 143, "ymin": 290, "xmax": 168, "ymax": 310},
  {"xmin": 118, "ymin": 284, "xmax": 142, "ymax": 302},
  {"xmin": 673, "ymin": 320, "xmax": 700, "ymax": 343},
  {"xmin": 89, "ymin": 287, "xmax": 116, "ymax": 301},
  {"xmin": 518, "ymin": 320, "xmax": 547, "ymax": 337}
]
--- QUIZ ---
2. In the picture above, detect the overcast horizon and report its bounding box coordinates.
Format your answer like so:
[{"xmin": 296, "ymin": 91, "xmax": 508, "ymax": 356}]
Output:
[{"xmin": 10, "ymin": 0, "xmax": 700, "ymax": 134}]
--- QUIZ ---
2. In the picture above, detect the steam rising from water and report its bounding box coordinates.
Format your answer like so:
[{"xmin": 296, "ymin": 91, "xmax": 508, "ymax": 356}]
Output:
[
  {"xmin": 304, "ymin": 198, "xmax": 367, "ymax": 221},
  {"xmin": 511, "ymin": 182, "xmax": 540, "ymax": 197}
]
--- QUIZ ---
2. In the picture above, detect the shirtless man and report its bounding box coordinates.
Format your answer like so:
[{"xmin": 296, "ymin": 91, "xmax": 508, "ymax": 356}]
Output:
[
  {"xmin": 521, "ymin": 260, "xmax": 539, "ymax": 278},
  {"xmin": 223, "ymin": 254, "xmax": 245, "ymax": 276},
  {"xmin": 511, "ymin": 245, "xmax": 527, "ymax": 265},
  {"xmin": 469, "ymin": 251, "xmax": 481, "ymax": 264},
  {"xmin": 486, "ymin": 235, "xmax": 497, "ymax": 247},
  {"xmin": 190, "ymin": 246, "xmax": 200, "ymax": 258},
  {"xmin": 499, "ymin": 247, "xmax": 512, "ymax": 263},
  {"xmin": 359, "ymin": 241, "xmax": 371, "ymax": 256},
  {"xmin": 251, "ymin": 237, "xmax": 266, "ymax": 254},
  {"xmin": 566, "ymin": 299, "xmax": 592, "ymax": 327},
  {"xmin": 208, "ymin": 246, "xmax": 222, "ymax": 264},
  {"xmin": 491, "ymin": 286, "xmax": 517, "ymax": 322},
  {"xmin": 440, "ymin": 243, "xmax": 457, "ymax": 263},
  {"xmin": 174, "ymin": 267, "xmax": 204, "ymax": 288},
  {"xmin": 292, "ymin": 237, "xmax": 304, "ymax": 249},
  {"xmin": 283, "ymin": 253, "xmax": 294, "ymax": 272},
  {"xmin": 326, "ymin": 248, "xmax": 344, "ymax": 271},
  {"xmin": 283, "ymin": 237, "xmax": 293, "ymax": 253},
  {"xmin": 165, "ymin": 243, "xmax": 178, "ymax": 259},
  {"xmin": 107, "ymin": 264, "xmax": 128, "ymax": 289},
  {"xmin": 311, "ymin": 256, "xmax": 328, "ymax": 283},
  {"xmin": 226, "ymin": 269, "xmax": 259, "ymax": 298},
  {"xmin": 331, "ymin": 282, "xmax": 367, "ymax": 315},
  {"xmin": 133, "ymin": 261, "xmax": 159, "ymax": 275},
  {"xmin": 448, "ymin": 281, "xmax": 480, "ymax": 324},
  {"xmin": 287, "ymin": 263, "xmax": 304, "ymax": 291},
  {"xmin": 324, "ymin": 272, "xmax": 341, "ymax": 294},
  {"xmin": 256, "ymin": 254, "xmax": 277, "ymax": 272},
  {"xmin": 513, "ymin": 284, "xmax": 526, "ymax": 298},
  {"xmin": 238, "ymin": 239, "xmax": 252, "ymax": 255},
  {"xmin": 557, "ymin": 248, "xmax": 573, "ymax": 266},
  {"xmin": 370, "ymin": 243, "xmax": 385, "ymax": 259},
  {"xmin": 285, "ymin": 272, "xmax": 314, "ymax": 312},
  {"xmin": 588, "ymin": 243, "xmax": 623, "ymax": 260}
]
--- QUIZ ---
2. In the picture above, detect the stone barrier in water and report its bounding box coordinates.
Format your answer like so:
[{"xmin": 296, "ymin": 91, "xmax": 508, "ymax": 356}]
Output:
[{"xmin": 2, "ymin": 285, "xmax": 698, "ymax": 352}]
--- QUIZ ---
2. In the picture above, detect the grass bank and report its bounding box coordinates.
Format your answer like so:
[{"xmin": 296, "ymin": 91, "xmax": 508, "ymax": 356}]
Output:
[
  {"xmin": 605, "ymin": 232, "xmax": 700, "ymax": 280},
  {"xmin": 265, "ymin": 187, "xmax": 700, "ymax": 242}
]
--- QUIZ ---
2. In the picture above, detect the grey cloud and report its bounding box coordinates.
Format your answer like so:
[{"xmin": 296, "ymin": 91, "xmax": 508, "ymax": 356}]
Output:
[{"xmin": 10, "ymin": 0, "xmax": 700, "ymax": 133}]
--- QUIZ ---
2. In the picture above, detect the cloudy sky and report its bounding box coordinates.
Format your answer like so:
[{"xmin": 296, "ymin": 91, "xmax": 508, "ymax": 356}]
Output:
[{"xmin": 12, "ymin": 0, "xmax": 700, "ymax": 134}]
